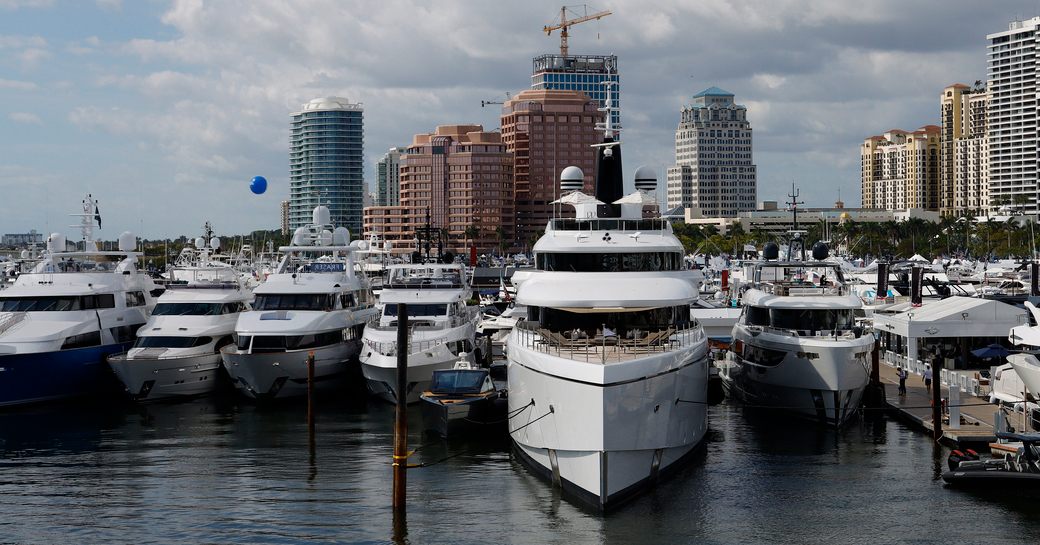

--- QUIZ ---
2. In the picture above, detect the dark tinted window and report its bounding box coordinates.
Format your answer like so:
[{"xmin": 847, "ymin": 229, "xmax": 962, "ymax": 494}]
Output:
[
  {"xmin": 430, "ymin": 370, "xmax": 488, "ymax": 394},
  {"xmin": 383, "ymin": 304, "xmax": 448, "ymax": 317},
  {"xmin": 61, "ymin": 331, "xmax": 101, "ymax": 350},
  {"xmin": 254, "ymin": 294, "xmax": 334, "ymax": 311},
  {"xmin": 0, "ymin": 297, "xmax": 80, "ymax": 311},
  {"xmin": 152, "ymin": 303, "xmax": 224, "ymax": 316},
  {"xmin": 746, "ymin": 306, "xmax": 770, "ymax": 326},
  {"xmin": 537, "ymin": 252, "xmax": 682, "ymax": 272},
  {"xmin": 133, "ymin": 336, "xmax": 212, "ymax": 348}
]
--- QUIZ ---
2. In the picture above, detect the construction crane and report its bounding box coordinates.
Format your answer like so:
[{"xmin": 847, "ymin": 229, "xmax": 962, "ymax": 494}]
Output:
[{"xmin": 543, "ymin": 5, "xmax": 612, "ymax": 57}]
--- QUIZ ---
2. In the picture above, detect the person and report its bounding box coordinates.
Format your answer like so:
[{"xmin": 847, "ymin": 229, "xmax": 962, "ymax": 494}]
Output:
[
  {"xmin": 897, "ymin": 366, "xmax": 908, "ymax": 395},
  {"xmin": 923, "ymin": 364, "xmax": 933, "ymax": 389}
]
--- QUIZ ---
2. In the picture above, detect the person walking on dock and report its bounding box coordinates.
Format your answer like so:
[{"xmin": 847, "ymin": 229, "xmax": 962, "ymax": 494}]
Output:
[
  {"xmin": 897, "ymin": 367, "xmax": 908, "ymax": 395},
  {"xmin": 923, "ymin": 364, "xmax": 933, "ymax": 389}
]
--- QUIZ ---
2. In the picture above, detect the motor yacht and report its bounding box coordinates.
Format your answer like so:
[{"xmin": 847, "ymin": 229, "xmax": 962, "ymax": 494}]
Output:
[
  {"xmin": 0, "ymin": 195, "xmax": 158, "ymax": 407},
  {"xmin": 506, "ymin": 91, "xmax": 710, "ymax": 510},
  {"xmin": 359, "ymin": 262, "xmax": 484, "ymax": 404},
  {"xmin": 721, "ymin": 238, "xmax": 874, "ymax": 427},
  {"xmin": 220, "ymin": 206, "xmax": 378, "ymax": 400},
  {"xmin": 108, "ymin": 228, "xmax": 252, "ymax": 401}
]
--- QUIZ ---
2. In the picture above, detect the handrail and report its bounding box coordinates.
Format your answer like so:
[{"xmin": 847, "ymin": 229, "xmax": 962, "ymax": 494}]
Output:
[{"xmin": 512, "ymin": 320, "xmax": 704, "ymax": 364}]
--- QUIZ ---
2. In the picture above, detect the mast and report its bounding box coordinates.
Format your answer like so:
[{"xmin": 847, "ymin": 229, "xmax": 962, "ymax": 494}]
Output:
[{"xmin": 593, "ymin": 81, "xmax": 623, "ymax": 218}]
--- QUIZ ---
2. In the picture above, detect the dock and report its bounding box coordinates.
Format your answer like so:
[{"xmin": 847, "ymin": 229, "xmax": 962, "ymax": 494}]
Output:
[{"xmin": 876, "ymin": 362, "xmax": 1009, "ymax": 447}]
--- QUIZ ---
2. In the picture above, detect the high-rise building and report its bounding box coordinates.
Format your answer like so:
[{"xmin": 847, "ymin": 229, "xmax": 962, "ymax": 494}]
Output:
[
  {"xmin": 500, "ymin": 89, "xmax": 603, "ymax": 246},
  {"xmin": 532, "ymin": 54, "xmax": 619, "ymax": 128},
  {"xmin": 988, "ymin": 18, "xmax": 1040, "ymax": 212},
  {"xmin": 364, "ymin": 125, "xmax": 513, "ymax": 254},
  {"xmin": 279, "ymin": 200, "xmax": 290, "ymax": 235},
  {"xmin": 940, "ymin": 83, "xmax": 989, "ymax": 216},
  {"xmin": 666, "ymin": 87, "xmax": 757, "ymax": 217},
  {"xmin": 376, "ymin": 147, "xmax": 403, "ymax": 206},
  {"xmin": 861, "ymin": 126, "xmax": 941, "ymax": 211},
  {"xmin": 289, "ymin": 97, "xmax": 364, "ymax": 233}
]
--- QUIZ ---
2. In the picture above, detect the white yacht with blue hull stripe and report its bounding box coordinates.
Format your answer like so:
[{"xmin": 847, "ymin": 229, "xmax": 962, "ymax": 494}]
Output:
[
  {"xmin": 220, "ymin": 206, "xmax": 378, "ymax": 400},
  {"xmin": 507, "ymin": 93, "xmax": 710, "ymax": 510},
  {"xmin": 0, "ymin": 195, "xmax": 158, "ymax": 407}
]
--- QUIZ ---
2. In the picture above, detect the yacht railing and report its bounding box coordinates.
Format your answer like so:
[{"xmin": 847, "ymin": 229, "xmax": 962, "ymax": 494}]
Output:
[
  {"xmin": 366, "ymin": 306, "xmax": 479, "ymax": 332},
  {"xmin": 362, "ymin": 330, "xmax": 468, "ymax": 357},
  {"xmin": 512, "ymin": 320, "xmax": 704, "ymax": 364},
  {"xmin": 745, "ymin": 324, "xmax": 858, "ymax": 340},
  {"xmin": 757, "ymin": 282, "xmax": 847, "ymax": 297}
]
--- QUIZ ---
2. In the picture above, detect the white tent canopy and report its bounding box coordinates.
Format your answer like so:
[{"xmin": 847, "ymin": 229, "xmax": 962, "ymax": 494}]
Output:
[{"xmin": 874, "ymin": 296, "xmax": 1027, "ymax": 339}]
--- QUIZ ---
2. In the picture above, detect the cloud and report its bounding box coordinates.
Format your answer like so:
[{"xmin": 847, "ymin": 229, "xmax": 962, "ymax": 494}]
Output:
[
  {"xmin": 9, "ymin": 112, "xmax": 41, "ymax": 124},
  {"xmin": 95, "ymin": 0, "xmax": 121, "ymax": 11},
  {"xmin": 0, "ymin": 78, "xmax": 37, "ymax": 90},
  {"xmin": 0, "ymin": 0, "xmax": 53, "ymax": 9}
]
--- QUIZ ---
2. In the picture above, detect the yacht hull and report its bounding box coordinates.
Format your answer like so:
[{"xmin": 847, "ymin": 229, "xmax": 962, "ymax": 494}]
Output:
[
  {"xmin": 221, "ymin": 341, "xmax": 360, "ymax": 400},
  {"xmin": 723, "ymin": 330, "xmax": 873, "ymax": 427},
  {"xmin": 507, "ymin": 344, "xmax": 709, "ymax": 510},
  {"xmin": 0, "ymin": 343, "xmax": 130, "ymax": 407},
  {"xmin": 107, "ymin": 353, "xmax": 223, "ymax": 401},
  {"xmin": 361, "ymin": 344, "xmax": 474, "ymax": 404},
  {"xmin": 1008, "ymin": 356, "xmax": 1040, "ymax": 398}
]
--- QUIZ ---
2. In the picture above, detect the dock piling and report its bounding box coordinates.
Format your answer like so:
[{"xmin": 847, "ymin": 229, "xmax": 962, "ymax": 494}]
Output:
[
  {"xmin": 931, "ymin": 353, "xmax": 943, "ymax": 441},
  {"xmin": 307, "ymin": 351, "xmax": 316, "ymax": 433},
  {"xmin": 393, "ymin": 303, "xmax": 408, "ymax": 512}
]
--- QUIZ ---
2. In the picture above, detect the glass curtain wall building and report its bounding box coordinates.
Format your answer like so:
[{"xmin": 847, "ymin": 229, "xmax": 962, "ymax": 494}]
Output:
[
  {"xmin": 531, "ymin": 54, "xmax": 620, "ymax": 128},
  {"xmin": 289, "ymin": 97, "xmax": 364, "ymax": 233}
]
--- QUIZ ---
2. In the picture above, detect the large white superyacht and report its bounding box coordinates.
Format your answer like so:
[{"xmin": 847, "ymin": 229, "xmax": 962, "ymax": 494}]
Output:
[
  {"xmin": 220, "ymin": 206, "xmax": 378, "ymax": 400},
  {"xmin": 0, "ymin": 195, "xmax": 158, "ymax": 407},
  {"xmin": 359, "ymin": 262, "xmax": 484, "ymax": 404},
  {"xmin": 506, "ymin": 100, "xmax": 709, "ymax": 510},
  {"xmin": 108, "ymin": 228, "xmax": 252, "ymax": 401},
  {"xmin": 721, "ymin": 237, "xmax": 874, "ymax": 427}
]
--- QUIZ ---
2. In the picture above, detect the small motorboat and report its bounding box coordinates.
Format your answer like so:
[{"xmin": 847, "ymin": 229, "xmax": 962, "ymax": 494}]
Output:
[
  {"xmin": 942, "ymin": 432, "xmax": 1040, "ymax": 492},
  {"xmin": 419, "ymin": 357, "xmax": 507, "ymax": 438}
]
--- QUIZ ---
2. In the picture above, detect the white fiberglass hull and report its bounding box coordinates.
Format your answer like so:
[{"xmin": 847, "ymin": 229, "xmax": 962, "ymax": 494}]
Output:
[
  {"xmin": 107, "ymin": 352, "xmax": 223, "ymax": 401},
  {"xmin": 220, "ymin": 341, "xmax": 360, "ymax": 400},
  {"xmin": 507, "ymin": 338, "xmax": 709, "ymax": 510},
  {"xmin": 723, "ymin": 327, "xmax": 873, "ymax": 427},
  {"xmin": 360, "ymin": 343, "xmax": 474, "ymax": 404},
  {"xmin": 1008, "ymin": 354, "xmax": 1040, "ymax": 398}
]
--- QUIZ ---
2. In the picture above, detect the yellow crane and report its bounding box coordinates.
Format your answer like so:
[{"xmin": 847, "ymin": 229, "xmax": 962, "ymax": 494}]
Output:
[{"xmin": 543, "ymin": 5, "xmax": 612, "ymax": 57}]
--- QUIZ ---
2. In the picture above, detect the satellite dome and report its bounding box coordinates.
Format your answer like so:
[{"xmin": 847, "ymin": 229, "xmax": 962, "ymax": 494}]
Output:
[
  {"xmin": 312, "ymin": 206, "xmax": 331, "ymax": 226},
  {"xmin": 210, "ymin": 237, "xmax": 220, "ymax": 250},
  {"xmin": 634, "ymin": 165, "xmax": 657, "ymax": 192},
  {"xmin": 811, "ymin": 242, "xmax": 829, "ymax": 261},
  {"xmin": 317, "ymin": 229, "xmax": 333, "ymax": 246},
  {"xmin": 763, "ymin": 242, "xmax": 780, "ymax": 260},
  {"xmin": 332, "ymin": 227, "xmax": 350, "ymax": 246},
  {"xmin": 194, "ymin": 237, "xmax": 206, "ymax": 249},
  {"xmin": 560, "ymin": 166, "xmax": 584, "ymax": 192},
  {"xmin": 292, "ymin": 226, "xmax": 308, "ymax": 246},
  {"xmin": 118, "ymin": 231, "xmax": 136, "ymax": 252},
  {"xmin": 351, "ymin": 239, "xmax": 369, "ymax": 251},
  {"xmin": 47, "ymin": 233, "xmax": 65, "ymax": 253}
]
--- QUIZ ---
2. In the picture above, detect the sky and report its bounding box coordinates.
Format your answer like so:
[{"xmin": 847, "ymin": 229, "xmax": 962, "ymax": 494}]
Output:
[{"xmin": 1, "ymin": 0, "xmax": 1037, "ymax": 239}]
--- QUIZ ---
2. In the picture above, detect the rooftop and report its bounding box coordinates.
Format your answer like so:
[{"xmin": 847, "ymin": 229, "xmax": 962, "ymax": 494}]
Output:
[{"xmin": 693, "ymin": 86, "xmax": 734, "ymax": 98}]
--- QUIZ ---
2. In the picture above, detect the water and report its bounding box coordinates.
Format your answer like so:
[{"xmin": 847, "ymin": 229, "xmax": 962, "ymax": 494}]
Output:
[{"xmin": 2, "ymin": 393, "xmax": 1039, "ymax": 545}]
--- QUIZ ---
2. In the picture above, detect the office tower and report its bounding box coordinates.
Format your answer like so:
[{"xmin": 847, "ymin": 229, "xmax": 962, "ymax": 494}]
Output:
[
  {"xmin": 289, "ymin": 97, "xmax": 364, "ymax": 233},
  {"xmin": 279, "ymin": 200, "xmax": 290, "ymax": 236},
  {"xmin": 861, "ymin": 126, "xmax": 941, "ymax": 211},
  {"xmin": 666, "ymin": 87, "xmax": 757, "ymax": 217},
  {"xmin": 940, "ymin": 83, "xmax": 989, "ymax": 216},
  {"xmin": 988, "ymin": 18, "xmax": 1039, "ymax": 212},
  {"xmin": 376, "ymin": 147, "xmax": 403, "ymax": 206},
  {"xmin": 500, "ymin": 89, "xmax": 603, "ymax": 246},
  {"xmin": 532, "ymin": 54, "xmax": 619, "ymax": 128}
]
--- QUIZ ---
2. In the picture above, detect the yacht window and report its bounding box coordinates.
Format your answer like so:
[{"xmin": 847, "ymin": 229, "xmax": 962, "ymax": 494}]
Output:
[
  {"xmin": 340, "ymin": 293, "xmax": 357, "ymax": 308},
  {"xmin": 152, "ymin": 303, "xmax": 224, "ymax": 316},
  {"xmin": 743, "ymin": 345, "xmax": 787, "ymax": 367},
  {"xmin": 383, "ymin": 304, "xmax": 448, "ymax": 317},
  {"xmin": 110, "ymin": 325, "xmax": 139, "ymax": 343},
  {"xmin": 61, "ymin": 331, "xmax": 102, "ymax": 350},
  {"xmin": 125, "ymin": 291, "xmax": 146, "ymax": 307},
  {"xmin": 134, "ymin": 336, "xmax": 212, "ymax": 348},
  {"xmin": 745, "ymin": 306, "xmax": 770, "ymax": 326},
  {"xmin": 222, "ymin": 302, "xmax": 246, "ymax": 314},
  {"xmin": 0, "ymin": 297, "xmax": 80, "ymax": 311},
  {"xmin": 769, "ymin": 309, "xmax": 855, "ymax": 332},
  {"xmin": 253, "ymin": 294, "xmax": 334, "ymax": 311},
  {"xmin": 430, "ymin": 370, "xmax": 488, "ymax": 394},
  {"xmin": 537, "ymin": 252, "xmax": 682, "ymax": 272},
  {"xmin": 535, "ymin": 305, "xmax": 691, "ymax": 336},
  {"xmin": 250, "ymin": 331, "xmax": 342, "ymax": 352},
  {"xmin": 234, "ymin": 334, "xmax": 251, "ymax": 351},
  {"xmin": 82, "ymin": 294, "xmax": 116, "ymax": 309}
]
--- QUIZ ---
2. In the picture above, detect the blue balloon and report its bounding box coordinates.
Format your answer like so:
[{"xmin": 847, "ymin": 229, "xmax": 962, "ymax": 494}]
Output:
[{"xmin": 250, "ymin": 175, "xmax": 267, "ymax": 195}]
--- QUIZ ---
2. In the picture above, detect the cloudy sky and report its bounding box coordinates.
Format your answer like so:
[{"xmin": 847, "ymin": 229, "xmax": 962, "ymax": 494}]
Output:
[{"xmin": 0, "ymin": 0, "xmax": 1034, "ymax": 239}]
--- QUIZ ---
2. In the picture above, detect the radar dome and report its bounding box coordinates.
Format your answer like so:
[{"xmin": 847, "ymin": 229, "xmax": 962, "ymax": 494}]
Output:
[
  {"xmin": 292, "ymin": 227, "xmax": 308, "ymax": 246},
  {"xmin": 194, "ymin": 237, "xmax": 206, "ymax": 249},
  {"xmin": 560, "ymin": 166, "xmax": 584, "ymax": 192},
  {"xmin": 318, "ymin": 229, "xmax": 333, "ymax": 246},
  {"xmin": 351, "ymin": 240, "xmax": 369, "ymax": 251},
  {"xmin": 118, "ymin": 231, "xmax": 136, "ymax": 252},
  {"xmin": 210, "ymin": 237, "xmax": 220, "ymax": 250},
  {"xmin": 332, "ymin": 227, "xmax": 350, "ymax": 246},
  {"xmin": 47, "ymin": 233, "xmax": 65, "ymax": 253},
  {"xmin": 313, "ymin": 206, "xmax": 331, "ymax": 226},
  {"xmin": 634, "ymin": 165, "xmax": 657, "ymax": 192},
  {"xmin": 811, "ymin": 242, "xmax": 830, "ymax": 261},
  {"xmin": 763, "ymin": 242, "xmax": 780, "ymax": 260}
]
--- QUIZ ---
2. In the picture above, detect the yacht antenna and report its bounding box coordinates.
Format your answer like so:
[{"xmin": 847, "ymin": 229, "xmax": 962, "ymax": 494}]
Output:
[{"xmin": 787, "ymin": 183, "xmax": 804, "ymax": 231}]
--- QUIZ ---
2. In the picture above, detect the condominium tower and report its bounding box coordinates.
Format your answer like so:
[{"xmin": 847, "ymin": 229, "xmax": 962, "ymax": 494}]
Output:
[
  {"xmin": 376, "ymin": 147, "xmax": 403, "ymax": 206},
  {"xmin": 666, "ymin": 87, "xmax": 757, "ymax": 217},
  {"xmin": 940, "ymin": 83, "xmax": 989, "ymax": 216},
  {"xmin": 532, "ymin": 54, "xmax": 619, "ymax": 128},
  {"xmin": 861, "ymin": 126, "xmax": 941, "ymax": 211},
  {"xmin": 987, "ymin": 18, "xmax": 1040, "ymax": 212},
  {"xmin": 289, "ymin": 97, "xmax": 364, "ymax": 233},
  {"xmin": 500, "ymin": 89, "xmax": 603, "ymax": 246}
]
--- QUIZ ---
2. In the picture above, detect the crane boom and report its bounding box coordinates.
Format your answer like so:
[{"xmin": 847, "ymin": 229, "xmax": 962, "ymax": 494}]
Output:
[{"xmin": 543, "ymin": 6, "xmax": 611, "ymax": 57}]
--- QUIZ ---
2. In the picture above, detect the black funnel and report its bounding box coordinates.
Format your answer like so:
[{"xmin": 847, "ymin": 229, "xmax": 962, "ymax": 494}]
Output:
[{"xmin": 595, "ymin": 137, "xmax": 623, "ymax": 218}]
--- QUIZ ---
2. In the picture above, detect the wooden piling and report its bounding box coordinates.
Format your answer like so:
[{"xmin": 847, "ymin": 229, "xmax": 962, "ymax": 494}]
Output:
[
  {"xmin": 306, "ymin": 351, "xmax": 316, "ymax": 433},
  {"xmin": 931, "ymin": 354, "xmax": 943, "ymax": 441},
  {"xmin": 393, "ymin": 303, "xmax": 408, "ymax": 512}
]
